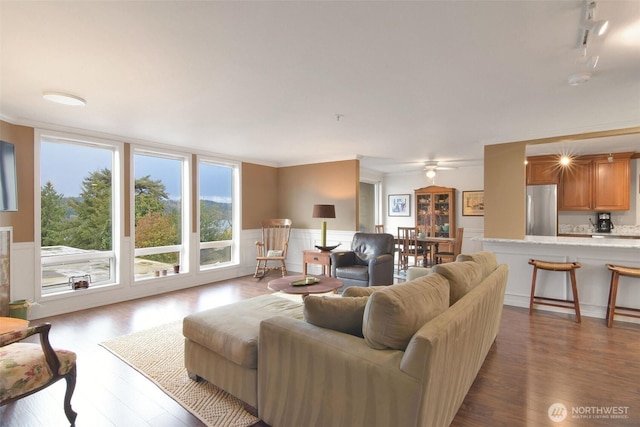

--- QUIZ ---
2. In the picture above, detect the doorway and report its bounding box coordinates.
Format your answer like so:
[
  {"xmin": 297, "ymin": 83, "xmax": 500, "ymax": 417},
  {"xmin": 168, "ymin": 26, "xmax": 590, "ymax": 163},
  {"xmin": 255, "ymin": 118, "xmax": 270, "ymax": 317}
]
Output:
[{"xmin": 359, "ymin": 182, "xmax": 377, "ymax": 233}]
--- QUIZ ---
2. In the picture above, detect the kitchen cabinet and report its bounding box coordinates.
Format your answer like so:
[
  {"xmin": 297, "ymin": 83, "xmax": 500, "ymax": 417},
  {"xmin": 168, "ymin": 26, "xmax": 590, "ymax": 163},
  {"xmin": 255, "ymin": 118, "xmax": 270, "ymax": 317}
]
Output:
[
  {"xmin": 526, "ymin": 155, "xmax": 560, "ymax": 185},
  {"xmin": 592, "ymin": 157, "xmax": 630, "ymax": 210},
  {"xmin": 559, "ymin": 159, "xmax": 592, "ymax": 210},
  {"xmin": 527, "ymin": 152, "xmax": 632, "ymax": 211},
  {"xmin": 559, "ymin": 154, "xmax": 631, "ymax": 211},
  {"xmin": 415, "ymin": 186, "xmax": 456, "ymax": 238}
]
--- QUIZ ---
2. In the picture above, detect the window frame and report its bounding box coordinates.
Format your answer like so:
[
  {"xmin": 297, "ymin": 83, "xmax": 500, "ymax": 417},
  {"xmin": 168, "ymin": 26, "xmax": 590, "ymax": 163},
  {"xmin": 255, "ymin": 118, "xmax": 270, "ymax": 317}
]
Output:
[
  {"xmin": 132, "ymin": 147, "xmax": 191, "ymax": 282},
  {"xmin": 35, "ymin": 129, "xmax": 123, "ymax": 299},
  {"xmin": 197, "ymin": 156, "xmax": 240, "ymax": 271}
]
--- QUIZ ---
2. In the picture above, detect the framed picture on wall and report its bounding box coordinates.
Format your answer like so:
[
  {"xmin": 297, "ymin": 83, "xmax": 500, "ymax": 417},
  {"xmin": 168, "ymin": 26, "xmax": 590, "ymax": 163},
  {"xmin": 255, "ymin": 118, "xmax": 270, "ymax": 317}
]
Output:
[
  {"xmin": 388, "ymin": 194, "xmax": 410, "ymax": 217},
  {"xmin": 462, "ymin": 191, "xmax": 484, "ymax": 216}
]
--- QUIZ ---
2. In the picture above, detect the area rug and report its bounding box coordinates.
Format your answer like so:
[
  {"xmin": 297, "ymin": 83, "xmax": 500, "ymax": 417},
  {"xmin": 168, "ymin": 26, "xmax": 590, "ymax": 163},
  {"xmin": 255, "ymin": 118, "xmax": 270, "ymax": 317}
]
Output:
[{"xmin": 100, "ymin": 321, "xmax": 260, "ymax": 427}]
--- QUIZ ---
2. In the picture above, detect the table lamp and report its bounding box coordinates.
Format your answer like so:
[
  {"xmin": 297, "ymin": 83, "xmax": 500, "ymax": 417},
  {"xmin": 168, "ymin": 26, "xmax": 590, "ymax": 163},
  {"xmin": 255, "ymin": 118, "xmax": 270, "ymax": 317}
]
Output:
[{"xmin": 312, "ymin": 204, "xmax": 336, "ymax": 249}]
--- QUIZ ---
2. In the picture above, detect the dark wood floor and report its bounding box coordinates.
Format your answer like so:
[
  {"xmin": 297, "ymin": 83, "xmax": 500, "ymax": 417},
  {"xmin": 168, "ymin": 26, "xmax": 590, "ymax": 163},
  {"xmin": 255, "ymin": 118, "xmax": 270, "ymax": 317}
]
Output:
[{"xmin": 2, "ymin": 274, "xmax": 639, "ymax": 427}]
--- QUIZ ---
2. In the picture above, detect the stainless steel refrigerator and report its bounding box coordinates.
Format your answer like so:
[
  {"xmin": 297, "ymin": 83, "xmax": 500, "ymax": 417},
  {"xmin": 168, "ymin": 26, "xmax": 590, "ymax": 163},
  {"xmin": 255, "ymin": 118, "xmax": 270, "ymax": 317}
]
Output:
[{"xmin": 526, "ymin": 184, "xmax": 558, "ymax": 236}]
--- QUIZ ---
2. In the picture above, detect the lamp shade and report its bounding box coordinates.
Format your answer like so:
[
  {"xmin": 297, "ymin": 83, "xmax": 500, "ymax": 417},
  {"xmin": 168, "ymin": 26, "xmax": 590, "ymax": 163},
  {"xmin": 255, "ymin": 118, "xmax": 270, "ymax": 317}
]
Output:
[{"xmin": 312, "ymin": 204, "xmax": 336, "ymax": 219}]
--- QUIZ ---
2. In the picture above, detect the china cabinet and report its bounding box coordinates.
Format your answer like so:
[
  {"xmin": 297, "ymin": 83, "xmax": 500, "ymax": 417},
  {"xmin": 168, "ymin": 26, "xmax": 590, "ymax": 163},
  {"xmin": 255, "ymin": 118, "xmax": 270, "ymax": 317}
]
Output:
[{"xmin": 415, "ymin": 186, "xmax": 456, "ymax": 238}]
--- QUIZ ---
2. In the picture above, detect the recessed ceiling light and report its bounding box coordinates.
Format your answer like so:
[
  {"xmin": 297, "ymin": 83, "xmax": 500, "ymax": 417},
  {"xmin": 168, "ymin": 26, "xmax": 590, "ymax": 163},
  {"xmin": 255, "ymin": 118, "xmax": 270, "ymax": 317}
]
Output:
[
  {"xmin": 568, "ymin": 72, "xmax": 591, "ymax": 86},
  {"xmin": 43, "ymin": 91, "xmax": 86, "ymax": 106}
]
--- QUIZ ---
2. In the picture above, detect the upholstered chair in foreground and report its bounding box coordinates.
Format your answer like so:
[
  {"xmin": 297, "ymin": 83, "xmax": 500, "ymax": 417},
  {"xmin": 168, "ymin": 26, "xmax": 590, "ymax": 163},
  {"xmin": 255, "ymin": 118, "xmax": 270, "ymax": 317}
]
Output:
[{"xmin": 0, "ymin": 323, "xmax": 77, "ymax": 425}]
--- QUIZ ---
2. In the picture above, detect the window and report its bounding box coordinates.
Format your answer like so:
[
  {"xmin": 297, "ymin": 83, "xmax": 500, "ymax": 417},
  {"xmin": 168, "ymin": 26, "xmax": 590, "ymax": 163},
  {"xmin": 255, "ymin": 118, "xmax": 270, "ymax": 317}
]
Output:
[
  {"xmin": 133, "ymin": 151, "xmax": 188, "ymax": 280},
  {"xmin": 39, "ymin": 133, "xmax": 119, "ymax": 295},
  {"xmin": 199, "ymin": 159, "xmax": 237, "ymax": 270}
]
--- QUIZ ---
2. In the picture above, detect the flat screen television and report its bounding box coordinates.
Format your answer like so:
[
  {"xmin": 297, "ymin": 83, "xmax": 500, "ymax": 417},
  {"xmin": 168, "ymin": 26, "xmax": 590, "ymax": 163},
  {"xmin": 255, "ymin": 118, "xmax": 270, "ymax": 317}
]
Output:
[{"xmin": 0, "ymin": 141, "xmax": 18, "ymax": 211}]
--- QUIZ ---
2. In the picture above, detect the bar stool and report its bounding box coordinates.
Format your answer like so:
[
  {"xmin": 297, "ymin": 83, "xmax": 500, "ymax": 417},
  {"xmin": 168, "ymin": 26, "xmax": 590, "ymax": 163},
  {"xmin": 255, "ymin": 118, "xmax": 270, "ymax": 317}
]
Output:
[
  {"xmin": 528, "ymin": 259, "xmax": 582, "ymax": 323},
  {"xmin": 606, "ymin": 264, "xmax": 640, "ymax": 328}
]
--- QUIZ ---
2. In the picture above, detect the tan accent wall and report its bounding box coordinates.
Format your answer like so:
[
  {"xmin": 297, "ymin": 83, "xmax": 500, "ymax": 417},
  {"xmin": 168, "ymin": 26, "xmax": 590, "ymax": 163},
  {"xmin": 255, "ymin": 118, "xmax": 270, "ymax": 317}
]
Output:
[
  {"xmin": 277, "ymin": 160, "xmax": 359, "ymax": 231},
  {"xmin": 0, "ymin": 121, "xmax": 35, "ymax": 243},
  {"xmin": 242, "ymin": 162, "xmax": 279, "ymax": 229},
  {"xmin": 484, "ymin": 142, "xmax": 526, "ymax": 238}
]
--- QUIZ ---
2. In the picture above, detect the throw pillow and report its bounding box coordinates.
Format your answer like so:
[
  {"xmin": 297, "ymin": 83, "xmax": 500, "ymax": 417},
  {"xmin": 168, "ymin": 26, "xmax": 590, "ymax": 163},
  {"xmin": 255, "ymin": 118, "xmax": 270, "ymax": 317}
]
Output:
[
  {"xmin": 266, "ymin": 250, "xmax": 283, "ymax": 257},
  {"xmin": 455, "ymin": 251, "xmax": 497, "ymax": 280},
  {"xmin": 432, "ymin": 261, "xmax": 483, "ymax": 305},
  {"xmin": 303, "ymin": 295, "xmax": 369, "ymax": 337},
  {"xmin": 362, "ymin": 274, "xmax": 449, "ymax": 350}
]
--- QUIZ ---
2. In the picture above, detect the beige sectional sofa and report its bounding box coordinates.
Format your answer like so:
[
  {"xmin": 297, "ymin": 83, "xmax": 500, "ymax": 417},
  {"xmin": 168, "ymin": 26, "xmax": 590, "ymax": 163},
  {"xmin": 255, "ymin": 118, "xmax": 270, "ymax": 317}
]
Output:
[
  {"xmin": 258, "ymin": 251, "xmax": 508, "ymax": 427},
  {"xmin": 183, "ymin": 294, "xmax": 304, "ymax": 409},
  {"xmin": 183, "ymin": 251, "xmax": 507, "ymax": 427}
]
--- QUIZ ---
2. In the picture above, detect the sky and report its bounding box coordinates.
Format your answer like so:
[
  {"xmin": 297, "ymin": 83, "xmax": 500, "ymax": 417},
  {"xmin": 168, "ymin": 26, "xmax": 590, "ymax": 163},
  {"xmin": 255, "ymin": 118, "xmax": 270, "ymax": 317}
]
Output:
[{"xmin": 40, "ymin": 140, "xmax": 232, "ymax": 201}]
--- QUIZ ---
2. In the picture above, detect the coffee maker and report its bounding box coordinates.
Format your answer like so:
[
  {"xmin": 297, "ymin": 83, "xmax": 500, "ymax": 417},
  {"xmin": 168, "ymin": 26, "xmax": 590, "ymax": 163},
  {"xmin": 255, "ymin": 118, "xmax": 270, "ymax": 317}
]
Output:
[{"xmin": 596, "ymin": 212, "xmax": 614, "ymax": 233}]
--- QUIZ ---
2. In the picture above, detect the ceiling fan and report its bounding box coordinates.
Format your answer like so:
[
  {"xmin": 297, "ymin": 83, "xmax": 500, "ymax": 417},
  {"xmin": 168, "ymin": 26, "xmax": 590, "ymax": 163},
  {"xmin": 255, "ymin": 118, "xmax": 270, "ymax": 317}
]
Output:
[
  {"xmin": 423, "ymin": 161, "xmax": 456, "ymax": 171},
  {"xmin": 423, "ymin": 161, "xmax": 456, "ymax": 179}
]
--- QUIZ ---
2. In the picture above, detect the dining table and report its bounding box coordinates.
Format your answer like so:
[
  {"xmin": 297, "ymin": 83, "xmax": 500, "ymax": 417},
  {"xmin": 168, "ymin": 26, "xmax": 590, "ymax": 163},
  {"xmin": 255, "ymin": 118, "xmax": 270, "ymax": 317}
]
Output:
[{"xmin": 395, "ymin": 235, "xmax": 455, "ymax": 267}]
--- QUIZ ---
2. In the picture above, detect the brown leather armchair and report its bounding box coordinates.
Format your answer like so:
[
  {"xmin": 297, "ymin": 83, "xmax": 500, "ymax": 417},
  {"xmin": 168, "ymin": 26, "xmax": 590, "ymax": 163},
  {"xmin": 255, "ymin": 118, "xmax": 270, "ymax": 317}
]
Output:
[{"xmin": 330, "ymin": 233, "xmax": 395, "ymax": 289}]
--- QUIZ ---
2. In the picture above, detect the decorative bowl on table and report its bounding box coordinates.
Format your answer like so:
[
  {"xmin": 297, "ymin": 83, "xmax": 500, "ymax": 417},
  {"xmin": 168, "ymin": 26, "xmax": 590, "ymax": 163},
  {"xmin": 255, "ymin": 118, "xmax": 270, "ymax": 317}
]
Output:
[
  {"xmin": 291, "ymin": 277, "xmax": 319, "ymax": 286},
  {"xmin": 315, "ymin": 244, "xmax": 341, "ymax": 251}
]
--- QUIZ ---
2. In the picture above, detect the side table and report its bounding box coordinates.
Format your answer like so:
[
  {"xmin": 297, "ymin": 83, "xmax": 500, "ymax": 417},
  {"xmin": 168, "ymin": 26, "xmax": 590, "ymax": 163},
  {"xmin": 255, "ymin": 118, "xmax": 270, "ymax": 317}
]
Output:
[
  {"xmin": 0, "ymin": 317, "xmax": 29, "ymax": 335},
  {"xmin": 268, "ymin": 274, "xmax": 343, "ymax": 296},
  {"xmin": 303, "ymin": 249, "xmax": 332, "ymax": 277}
]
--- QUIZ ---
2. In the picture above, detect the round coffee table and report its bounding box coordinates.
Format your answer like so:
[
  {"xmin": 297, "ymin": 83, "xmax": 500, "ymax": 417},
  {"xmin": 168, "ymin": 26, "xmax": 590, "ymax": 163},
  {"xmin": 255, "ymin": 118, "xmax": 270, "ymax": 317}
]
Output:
[{"xmin": 267, "ymin": 274, "xmax": 343, "ymax": 295}]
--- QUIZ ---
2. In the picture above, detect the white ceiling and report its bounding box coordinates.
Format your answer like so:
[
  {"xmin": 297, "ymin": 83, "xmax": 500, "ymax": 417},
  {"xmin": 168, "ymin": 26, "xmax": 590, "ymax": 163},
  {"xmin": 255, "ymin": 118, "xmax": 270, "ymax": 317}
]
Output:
[{"xmin": 1, "ymin": 1, "xmax": 639, "ymax": 174}]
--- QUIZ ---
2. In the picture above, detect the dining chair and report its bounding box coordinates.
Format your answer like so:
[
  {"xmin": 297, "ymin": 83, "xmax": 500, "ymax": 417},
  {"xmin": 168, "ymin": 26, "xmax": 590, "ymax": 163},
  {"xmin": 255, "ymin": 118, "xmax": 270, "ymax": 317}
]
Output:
[
  {"xmin": 435, "ymin": 227, "xmax": 464, "ymax": 264},
  {"xmin": 374, "ymin": 224, "xmax": 384, "ymax": 233},
  {"xmin": 397, "ymin": 227, "xmax": 426, "ymax": 273}
]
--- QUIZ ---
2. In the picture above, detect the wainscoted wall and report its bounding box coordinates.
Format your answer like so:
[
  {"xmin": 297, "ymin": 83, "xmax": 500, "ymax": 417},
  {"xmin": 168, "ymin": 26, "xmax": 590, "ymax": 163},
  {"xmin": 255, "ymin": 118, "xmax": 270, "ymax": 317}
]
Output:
[{"xmin": 15, "ymin": 227, "xmax": 358, "ymax": 319}]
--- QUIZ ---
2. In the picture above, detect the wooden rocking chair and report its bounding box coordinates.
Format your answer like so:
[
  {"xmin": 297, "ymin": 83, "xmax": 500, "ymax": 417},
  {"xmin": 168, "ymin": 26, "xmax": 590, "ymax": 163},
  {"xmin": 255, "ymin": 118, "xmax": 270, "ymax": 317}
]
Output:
[{"xmin": 254, "ymin": 219, "xmax": 292, "ymax": 279}]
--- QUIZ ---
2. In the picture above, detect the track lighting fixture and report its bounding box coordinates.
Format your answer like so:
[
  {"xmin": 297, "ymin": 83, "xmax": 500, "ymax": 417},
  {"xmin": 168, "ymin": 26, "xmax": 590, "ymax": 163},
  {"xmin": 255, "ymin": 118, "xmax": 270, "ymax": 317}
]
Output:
[{"xmin": 579, "ymin": 1, "xmax": 609, "ymax": 47}]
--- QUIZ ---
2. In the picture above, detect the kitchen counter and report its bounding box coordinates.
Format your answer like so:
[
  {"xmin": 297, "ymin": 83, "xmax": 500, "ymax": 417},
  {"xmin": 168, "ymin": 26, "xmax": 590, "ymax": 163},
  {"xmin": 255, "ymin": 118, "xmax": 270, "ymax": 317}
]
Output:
[
  {"xmin": 483, "ymin": 235, "xmax": 640, "ymax": 247},
  {"xmin": 559, "ymin": 224, "xmax": 640, "ymax": 238},
  {"xmin": 479, "ymin": 236, "xmax": 640, "ymax": 323},
  {"xmin": 560, "ymin": 231, "xmax": 640, "ymax": 239}
]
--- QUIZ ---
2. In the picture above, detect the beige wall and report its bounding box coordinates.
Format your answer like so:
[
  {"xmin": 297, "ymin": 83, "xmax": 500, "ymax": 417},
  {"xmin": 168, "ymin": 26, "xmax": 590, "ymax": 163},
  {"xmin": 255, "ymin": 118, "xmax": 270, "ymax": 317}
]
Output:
[
  {"xmin": 277, "ymin": 160, "xmax": 359, "ymax": 231},
  {"xmin": 0, "ymin": 119, "xmax": 359, "ymax": 242},
  {"xmin": 0, "ymin": 121, "xmax": 35, "ymax": 243},
  {"xmin": 484, "ymin": 142, "xmax": 526, "ymax": 239},
  {"xmin": 8, "ymin": 117, "xmax": 637, "ymax": 240},
  {"xmin": 242, "ymin": 162, "xmax": 279, "ymax": 229}
]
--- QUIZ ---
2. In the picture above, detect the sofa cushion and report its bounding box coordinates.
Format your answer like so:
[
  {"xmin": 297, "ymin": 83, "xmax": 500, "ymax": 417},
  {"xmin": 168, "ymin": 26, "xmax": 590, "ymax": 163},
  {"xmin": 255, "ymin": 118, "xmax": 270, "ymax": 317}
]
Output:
[
  {"xmin": 183, "ymin": 294, "xmax": 303, "ymax": 369},
  {"xmin": 342, "ymin": 286, "xmax": 386, "ymax": 297},
  {"xmin": 432, "ymin": 260, "xmax": 484, "ymax": 305},
  {"xmin": 406, "ymin": 266, "xmax": 433, "ymax": 281},
  {"xmin": 362, "ymin": 274, "xmax": 449, "ymax": 350},
  {"xmin": 455, "ymin": 251, "xmax": 497, "ymax": 280},
  {"xmin": 303, "ymin": 295, "xmax": 369, "ymax": 337}
]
